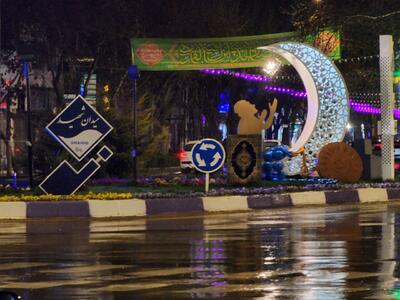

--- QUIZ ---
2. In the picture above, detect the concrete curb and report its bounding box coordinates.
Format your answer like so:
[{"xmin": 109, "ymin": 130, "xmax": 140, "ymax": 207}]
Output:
[{"xmin": 2, "ymin": 188, "xmax": 400, "ymax": 219}]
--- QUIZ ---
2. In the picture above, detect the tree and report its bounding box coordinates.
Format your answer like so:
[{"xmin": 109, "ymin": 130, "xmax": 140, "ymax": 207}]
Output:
[
  {"xmin": 2, "ymin": 0, "xmax": 310, "ymax": 178},
  {"xmin": 287, "ymin": 0, "xmax": 400, "ymax": 89},
  {"xmin": 135, "ymin": 0, "xmax": 250, "ymax": 149},
  {"xmin": 285, "ymin": 0, "xmax": 400, "ymax": 138},
  {"xmin": 0, "ymin": 52, "xmax": 24, "ymax": 176}
]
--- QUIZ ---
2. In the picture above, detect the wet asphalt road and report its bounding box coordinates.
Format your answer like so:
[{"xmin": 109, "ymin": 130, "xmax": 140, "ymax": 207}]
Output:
[{"xmin": 2, "ymin": 203, "xmax": 400, "ymax": 299}]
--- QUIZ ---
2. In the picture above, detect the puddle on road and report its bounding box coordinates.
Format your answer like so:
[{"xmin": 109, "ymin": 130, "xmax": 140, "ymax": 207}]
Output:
[{"xmin": 2, "ymin": 203, "xmax": 400, "ymax": 299}]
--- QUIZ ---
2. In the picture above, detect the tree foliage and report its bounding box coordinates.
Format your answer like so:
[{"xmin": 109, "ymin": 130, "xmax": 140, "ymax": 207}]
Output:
[
  {"xmin": 10, "ymin": 0, "xmax": 399, "ymax": 176},
  {"xmin": 287, "ymin": 0, "xmax": 400, "ymax": 90}
]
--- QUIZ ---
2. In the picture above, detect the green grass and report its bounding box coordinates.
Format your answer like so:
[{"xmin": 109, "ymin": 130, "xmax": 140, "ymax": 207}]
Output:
[
  {"xmin": 0, "ymin": 188, "xmax": 34, "ymax": 196},
  {"xmin": 86, "ymin": 179, "xmax": 314, "ymax": 194},
  {"xmin": 3, "ymin": 175, "xmax": 400, "ymax": 198},
  {"xmin": 0, "ymin": 179, "xmax": 327, "ymax": 197}
]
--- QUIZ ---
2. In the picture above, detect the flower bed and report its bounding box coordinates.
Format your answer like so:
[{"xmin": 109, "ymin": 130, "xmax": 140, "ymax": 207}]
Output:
[
  {"xmin": 0, "ymin": 192, "xmax": 132, "ymax": 202},
  {"xmin": 131, "ymin": 181, "xmax": 400, "ymax": 199},
  {"xmin": 2, "ymin": 174, "xmax": 400, "ymax": 202}
]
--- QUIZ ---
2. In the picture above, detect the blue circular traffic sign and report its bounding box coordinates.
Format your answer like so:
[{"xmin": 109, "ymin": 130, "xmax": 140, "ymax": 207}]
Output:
[{"xmin": 191, "ymin": 139, "xmax": 226, "ymax": 173}]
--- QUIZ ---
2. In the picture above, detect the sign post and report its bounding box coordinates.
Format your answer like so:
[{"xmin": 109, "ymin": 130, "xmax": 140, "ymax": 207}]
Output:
[
  {"xmin": 191, "ymin": 139, "xmax": 226, "ymax": 193},
  {"xmin": 23, "ymin": 61, "xmax": 34, "ymax": 189},
  {"xmin": 128, "ymin": 65, "xmax": 140, "ymax": 183},
  {"xmin": 205, "ymin": 173, "xmax": 210, "ymax": 193}
]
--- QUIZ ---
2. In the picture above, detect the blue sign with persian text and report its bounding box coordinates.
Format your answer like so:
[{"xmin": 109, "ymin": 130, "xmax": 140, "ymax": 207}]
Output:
[
  {"xmin": 46, "ymin": 95, "xmax": 113, "ymax": 161},
  {"xmin": 39, "ymin": 96, "xmax": 113, "ymax": 195}
]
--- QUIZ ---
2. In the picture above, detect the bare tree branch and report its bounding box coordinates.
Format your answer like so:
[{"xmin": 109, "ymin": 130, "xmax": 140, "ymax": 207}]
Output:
[
  {"xmin": 346, "ymin": 10, "xmax": 400, "ymax": 21},
  {"xmin": 110, "ymin": 71, "xmax": 128, "ymax": 105}
]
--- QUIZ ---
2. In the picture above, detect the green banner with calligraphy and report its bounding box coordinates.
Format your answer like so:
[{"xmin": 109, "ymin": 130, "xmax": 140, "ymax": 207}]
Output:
[
  {"xmin": 131, "ymin": 32, "xmax": 298, "ymax": 71},
  {"xmin": 131, "ymin": 31, "xmax": 340, "ymax": 71}
]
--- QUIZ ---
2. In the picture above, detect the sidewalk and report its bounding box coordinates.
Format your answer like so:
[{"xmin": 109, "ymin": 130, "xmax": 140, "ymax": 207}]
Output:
[{"xmin": 1, "ymin": 187, "xmax": 399, "ymax": 219}]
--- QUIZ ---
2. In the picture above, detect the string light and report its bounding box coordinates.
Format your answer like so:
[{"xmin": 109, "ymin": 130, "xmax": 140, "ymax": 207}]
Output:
[
  {"xmin": 201, "ymin": 68, "xmax": 304, "ymax": 82},
  {"xmin": 202, "ymin": 68, "xmax": 400, "ymax": 118},
  {"xmin": 201, "ymin": 69, "xmax": 273, "ymax": 82},
  {"xmin": 336, "ymin": 54, "xmax": 379, "ymax": 64},
  {"xmin": 264, "ymin": 85, "xmax": 306, "ymax": 98},
  {"xmin": 349, "ymin": 100, "xmax": 400, "ymax": 119}
]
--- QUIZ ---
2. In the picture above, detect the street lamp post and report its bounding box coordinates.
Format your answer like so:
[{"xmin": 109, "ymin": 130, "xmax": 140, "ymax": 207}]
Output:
[
  {"xmin": 128, "ymin": 65, "xmax": 140, "ymax": 183},
  {"xmin": 23, "ymin": 61, "xmax": 33, "ymax": 188}
]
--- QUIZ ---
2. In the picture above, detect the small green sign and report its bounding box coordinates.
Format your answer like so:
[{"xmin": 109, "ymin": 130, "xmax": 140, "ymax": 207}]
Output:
[{"xmin": 304, "ymin": 29, "xmax": 341, "ymax": 61}]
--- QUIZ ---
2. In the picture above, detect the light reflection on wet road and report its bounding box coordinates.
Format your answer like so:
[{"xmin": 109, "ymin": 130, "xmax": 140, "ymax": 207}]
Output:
[{"xmin": 2, "ymin": 203, "xmax": 400, "ymax": 299}]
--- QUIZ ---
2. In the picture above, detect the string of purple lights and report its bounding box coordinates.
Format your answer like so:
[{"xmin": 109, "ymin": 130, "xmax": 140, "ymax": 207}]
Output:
[
  {"xmin": 200, "ymin": 69, "xmax": 273, "ymax": 82},
  {"xmin": 201, "ymin": 68, "xmax": 400, "ymax": 119}
]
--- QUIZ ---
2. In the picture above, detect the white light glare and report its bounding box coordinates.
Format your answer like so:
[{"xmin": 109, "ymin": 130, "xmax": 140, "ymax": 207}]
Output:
[{"xmin": 263, "ymin": 58, "xmax": 281, "ymax": 76}]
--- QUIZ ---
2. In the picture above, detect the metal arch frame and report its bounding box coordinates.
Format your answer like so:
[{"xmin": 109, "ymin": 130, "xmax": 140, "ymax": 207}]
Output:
[{"xmin": 259, "ymin": 42, "xmax": 349, "ymax": 175}]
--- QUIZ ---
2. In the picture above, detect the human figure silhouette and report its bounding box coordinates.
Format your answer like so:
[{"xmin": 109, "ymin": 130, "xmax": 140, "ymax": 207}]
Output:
[{"xmin": 234, "ymin": 98, "xmax": 278, "ymax": 135}]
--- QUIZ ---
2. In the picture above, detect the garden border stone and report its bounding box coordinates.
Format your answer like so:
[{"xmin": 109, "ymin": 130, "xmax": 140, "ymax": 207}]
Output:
[{"xmin": 1, "ymin": 188, "xmax": 400, "ymax": 219}]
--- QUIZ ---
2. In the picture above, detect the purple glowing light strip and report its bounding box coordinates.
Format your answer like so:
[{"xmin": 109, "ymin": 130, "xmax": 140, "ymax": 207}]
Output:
[
  {"xmin": 202, "ymin": 68, "xmax": 400, "ymax": 119},
  {"xmin": 265, "ymin": 84, "xmax": 400, "ymax": 119},
  {"xmin": 201, "ymin": 68, "xmax": 273, "ymax": 82},
  {"xmin": 265, "ymin": 85, "xmax": 400, "ymax": 119},
  {"xmin": 264, "ymin": 85, "xmax": 307, "ymax": 98},
  {"xmin": 350, "ymin": 100, "xmax": 400, "ymax": 119}
]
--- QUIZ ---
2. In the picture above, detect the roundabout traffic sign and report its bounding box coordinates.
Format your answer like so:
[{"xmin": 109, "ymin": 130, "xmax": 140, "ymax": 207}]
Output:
[
  {"xmin": 191, "ymin": 139, "xmax": 225, "ymax": 173},
  {"xmin": 191, "ymin": 138, "xmax": 226, "ymax": 192}
]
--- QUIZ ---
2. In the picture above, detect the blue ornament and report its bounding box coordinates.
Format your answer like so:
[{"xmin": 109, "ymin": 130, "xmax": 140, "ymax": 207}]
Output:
[
  {"xmin": 263, "ymin": 150, "xmax": 273, "ymax": 162},
  {"xmin": 272, "ymin": 161, "xmax": 283, "ymax": 172},
  {"xmin": 272, "ymin": 149, "xmax": 284, "ymax": 160},
  {"xmin": 262, "ymin": 161, "xmax": 272, "ymax": 172},
  {"xmin": 262, "ymin": 144, "xmax": 292, "ymax": 181}
]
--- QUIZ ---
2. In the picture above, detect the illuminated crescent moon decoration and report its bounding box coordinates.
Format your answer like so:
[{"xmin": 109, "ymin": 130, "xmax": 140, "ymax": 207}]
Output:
[{"xmin": 259, "ymin": 42, "xmax": 349, "ymax": 175}]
